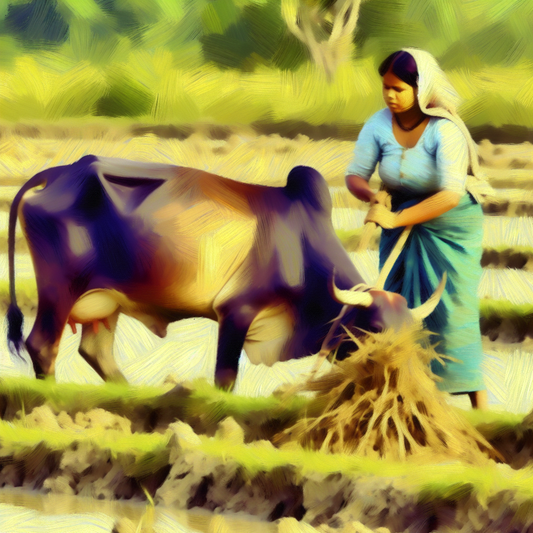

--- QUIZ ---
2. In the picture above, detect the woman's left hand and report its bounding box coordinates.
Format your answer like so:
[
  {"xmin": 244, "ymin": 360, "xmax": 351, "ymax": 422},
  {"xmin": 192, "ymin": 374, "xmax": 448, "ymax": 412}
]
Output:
[{"xmin": 364, "ymin": 204, "xmax": 398, "ymax": 229}]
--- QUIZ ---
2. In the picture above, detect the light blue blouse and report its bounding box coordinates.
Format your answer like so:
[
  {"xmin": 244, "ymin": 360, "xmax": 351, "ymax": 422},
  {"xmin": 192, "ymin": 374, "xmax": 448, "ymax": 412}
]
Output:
[{"xmin": 346, "ymin": 108, "xmax": 468, "ymax": 196}]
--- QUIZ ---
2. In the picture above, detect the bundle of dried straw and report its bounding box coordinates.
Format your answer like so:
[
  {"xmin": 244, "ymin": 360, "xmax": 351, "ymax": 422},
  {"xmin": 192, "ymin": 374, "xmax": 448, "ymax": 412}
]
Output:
[{"xmin": 274, "ymin": 325, "xmax": 502, "ymax": 465}]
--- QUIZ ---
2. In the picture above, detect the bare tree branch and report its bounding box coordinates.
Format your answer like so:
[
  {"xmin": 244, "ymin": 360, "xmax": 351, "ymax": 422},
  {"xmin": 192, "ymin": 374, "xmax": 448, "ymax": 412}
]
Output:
[{"xmin": 281, "ymin": 0, "xmax": 362, "ymax": 82}]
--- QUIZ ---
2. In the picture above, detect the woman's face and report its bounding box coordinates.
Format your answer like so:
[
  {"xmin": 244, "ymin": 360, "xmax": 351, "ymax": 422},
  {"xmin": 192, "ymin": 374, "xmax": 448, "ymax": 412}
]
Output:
[{"xmin": 382, "ymin": 70, "xmax": 418, "ymax": 113}]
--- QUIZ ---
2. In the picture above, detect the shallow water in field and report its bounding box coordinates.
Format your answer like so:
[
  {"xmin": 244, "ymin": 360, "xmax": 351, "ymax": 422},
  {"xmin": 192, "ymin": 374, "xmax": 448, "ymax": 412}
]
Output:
[{"xmin": 0, "ymin": 488, "xmax": 278, "ymax": 533}]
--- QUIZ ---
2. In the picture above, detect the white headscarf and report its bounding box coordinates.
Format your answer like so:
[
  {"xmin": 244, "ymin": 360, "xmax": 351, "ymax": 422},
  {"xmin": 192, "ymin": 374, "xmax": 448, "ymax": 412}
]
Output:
[{"xmin": 401, "ymin": 47, "xmax": 495, "ymax": 202}]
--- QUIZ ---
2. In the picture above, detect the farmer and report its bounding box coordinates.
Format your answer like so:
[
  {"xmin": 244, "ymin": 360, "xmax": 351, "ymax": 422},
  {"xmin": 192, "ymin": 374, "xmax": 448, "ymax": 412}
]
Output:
[{"xmin": 345, "ymin": 48, "xmax": 494, "ymax": 410}]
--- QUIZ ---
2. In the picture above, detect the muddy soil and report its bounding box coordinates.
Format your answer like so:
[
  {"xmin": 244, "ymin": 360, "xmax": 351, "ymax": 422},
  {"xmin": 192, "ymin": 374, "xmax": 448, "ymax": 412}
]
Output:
[{"xmin": 2, "ymin": 383, "xmax": 533, "ymax": 532}]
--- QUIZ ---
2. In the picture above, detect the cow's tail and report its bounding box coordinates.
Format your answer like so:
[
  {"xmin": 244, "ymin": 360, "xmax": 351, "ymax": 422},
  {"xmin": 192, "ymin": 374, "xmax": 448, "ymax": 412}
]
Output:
[{"xmin": 6, "ymin": 172, "xmax": 48, "ymax": 357}]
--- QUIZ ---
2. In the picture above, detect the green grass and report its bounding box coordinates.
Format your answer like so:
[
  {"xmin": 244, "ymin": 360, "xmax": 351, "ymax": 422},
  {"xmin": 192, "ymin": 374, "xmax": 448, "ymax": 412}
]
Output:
[
  {"xmin": 0, "ymin": 419, "xmax": 169, "ymax": 458},
  {"xmin": 187, "ymin": 378, "xmax": 306, "ymax": 418},
  {"xmin": 198, "ymin": 437, "xmax": 533, "ymax": 505},
  {"xmin": 480, "ymin": 300, "xmax": 533, "ymax": 319},
  {"xmin": 334, "ymin": 230, "xmax": 533, "ymax": 258},
  {"xmin": 0, "ymin": 376, "xmax": 305, "ymax": 427},
  {"xmin": 0, "ymin": 377, "xmax": 527, "ymax": 439},
  {"xmin": 0, "ymin": 375, "xmax": 164, "ymax": 413},
  {"xmin": 0, "ymin": 418, "xmax": 171, "ymax": 478},
  {"xmin": 458, "ymin": 407, "xmax": 526, "ymax": 429}
]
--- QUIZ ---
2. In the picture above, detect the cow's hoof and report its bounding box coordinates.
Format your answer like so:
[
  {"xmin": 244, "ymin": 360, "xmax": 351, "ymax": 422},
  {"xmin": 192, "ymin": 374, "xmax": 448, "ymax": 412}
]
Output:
[{"xmin": 215, "ymin": 369, "xmax": 237, "ymax": 391}]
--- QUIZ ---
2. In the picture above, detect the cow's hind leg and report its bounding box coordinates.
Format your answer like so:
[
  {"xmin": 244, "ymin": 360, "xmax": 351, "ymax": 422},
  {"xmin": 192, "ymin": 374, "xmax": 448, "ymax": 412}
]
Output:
[
  {"xmin": 25, "ymin": 292, "xmax": 72, "ymax": 379},
  {"xmin": 78, "ymin": 310, "xmax": 126, "ymax": 383}
]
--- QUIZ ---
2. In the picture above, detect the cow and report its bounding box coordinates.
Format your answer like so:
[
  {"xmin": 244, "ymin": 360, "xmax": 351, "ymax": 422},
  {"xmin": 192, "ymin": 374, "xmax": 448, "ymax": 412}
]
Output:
[{"xmin": 6, "ymin": 156, "xmax": 443, "ymax": 389}]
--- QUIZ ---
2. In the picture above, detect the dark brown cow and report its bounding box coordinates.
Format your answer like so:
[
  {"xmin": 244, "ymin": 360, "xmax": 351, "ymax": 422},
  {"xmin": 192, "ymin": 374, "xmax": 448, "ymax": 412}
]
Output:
[{"xmin": 7, "ymin": 156, "xmax": 443, "ymax": 388}]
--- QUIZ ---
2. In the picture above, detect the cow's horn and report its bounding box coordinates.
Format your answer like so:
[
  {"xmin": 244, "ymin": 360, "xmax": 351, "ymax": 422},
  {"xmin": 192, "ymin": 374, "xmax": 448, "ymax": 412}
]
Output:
[
  {"xmin": 410, "ymin": 272, "xmax": 447, "ymax": 322},
  {"xmin": 332, "ymin": 279, "xmax": 373, "ymax": 307}
]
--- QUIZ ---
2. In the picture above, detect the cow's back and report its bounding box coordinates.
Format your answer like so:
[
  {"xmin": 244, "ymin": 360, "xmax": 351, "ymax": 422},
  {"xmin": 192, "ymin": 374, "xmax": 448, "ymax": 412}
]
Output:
[{"xmin": 132, "ymin": 165, "xmax": 272, "ymax": 314}]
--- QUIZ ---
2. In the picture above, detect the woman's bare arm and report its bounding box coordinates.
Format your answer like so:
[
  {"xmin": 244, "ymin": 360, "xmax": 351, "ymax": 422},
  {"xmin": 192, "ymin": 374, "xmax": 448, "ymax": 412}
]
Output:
[
  {"xmin": 395, "ymin": 190, "xmax": 462, "ymax": 226},
  {"xmin": 345, "ymin": 175, "xmax": 375, "ymax": 202},
  {"xmin": 365, "ymin": 190, "xmax": 462, "ymax": 229}
]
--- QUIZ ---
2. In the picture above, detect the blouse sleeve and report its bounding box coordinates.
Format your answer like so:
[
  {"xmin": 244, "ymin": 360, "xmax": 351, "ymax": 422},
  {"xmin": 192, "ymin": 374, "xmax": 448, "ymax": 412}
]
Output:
[
  {"xmin": 345, "ymin": 116, "xmax": 381, "ymax": 180},
  {"xmin": 435, "ymin": 120, "xmax": 468, "ymax": 195}
]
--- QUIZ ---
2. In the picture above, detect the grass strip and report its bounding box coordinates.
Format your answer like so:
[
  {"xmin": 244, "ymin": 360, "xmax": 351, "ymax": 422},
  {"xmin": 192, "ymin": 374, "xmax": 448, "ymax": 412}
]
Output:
[
  {"xmin": 185, "ymin": 378, "xmax": 307, "ymax": 421},
  {"xmin": 483, "ymin": 245, "xmax": 533, "ymax": 255},
  {"xmin": 197, "ymin": 437, "xmax": 533, "ymax": 503},
  {"xmin": 0, "ymin": 377, "xmax": 526, "ymax": 442},
  {"xmin": 0, "ymin": 419, "xmax": 169, "ymax": 458},
  {"xmin": 480, "ymin": 300, "xmax": 533, "ymax": 319},
  {"xmin": 2, "ymin": 413, "xmax": 533, "ymax": 506},
  {"xmin": 0, "ymin": 376, "xmax": 306, "ymax": 431},
  {"xmin": 0, "ymin": 376, "xmax": 164, "ymax": 413}
]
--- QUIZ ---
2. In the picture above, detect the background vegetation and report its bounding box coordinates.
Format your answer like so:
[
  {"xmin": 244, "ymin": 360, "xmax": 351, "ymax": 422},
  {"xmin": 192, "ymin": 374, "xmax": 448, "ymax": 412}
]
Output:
[{"xmin": 0, "ymin": 0, "xmax": 531, "ymax": 127}]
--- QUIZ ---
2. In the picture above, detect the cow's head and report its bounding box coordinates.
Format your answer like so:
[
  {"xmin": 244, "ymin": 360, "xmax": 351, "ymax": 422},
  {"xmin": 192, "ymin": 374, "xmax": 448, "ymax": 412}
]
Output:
[{"xmin": 321, "ymin": 272, "xmax": 447, "ymax": 359}]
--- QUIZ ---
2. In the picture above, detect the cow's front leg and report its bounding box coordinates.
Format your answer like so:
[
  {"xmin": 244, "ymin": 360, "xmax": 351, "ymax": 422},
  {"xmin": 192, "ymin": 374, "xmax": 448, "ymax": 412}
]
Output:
[
  {"xmin": 215, "ymin": 306, "xmax": 256, "ymax": 390},
  {"xmin": 78, "ymin": 310, "xmax": 126, "ymax": 383}
]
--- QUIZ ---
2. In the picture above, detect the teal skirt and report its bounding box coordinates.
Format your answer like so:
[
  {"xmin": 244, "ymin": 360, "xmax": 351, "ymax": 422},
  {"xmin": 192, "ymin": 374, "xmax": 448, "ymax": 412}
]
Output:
[{"xmin": 380, "ymin": 190, "xmax": 485, "ymax": 393}]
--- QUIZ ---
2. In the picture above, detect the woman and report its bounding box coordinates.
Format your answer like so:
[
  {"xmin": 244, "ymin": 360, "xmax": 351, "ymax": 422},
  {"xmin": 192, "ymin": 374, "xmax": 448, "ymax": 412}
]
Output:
[{"xmin": 345, "ymin": 48, "xmax": 494, "ymax": 410}]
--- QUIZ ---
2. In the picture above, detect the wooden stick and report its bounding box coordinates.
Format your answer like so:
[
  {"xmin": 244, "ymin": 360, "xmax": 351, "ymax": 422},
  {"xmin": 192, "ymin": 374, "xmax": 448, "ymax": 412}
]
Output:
[
  {"xmin": 375, "ymin": 225, "xmax": 413, "ymax": 290},
  {"xmin": 356, "ymin": 221, "xmax": 377, "ymax": 252}
]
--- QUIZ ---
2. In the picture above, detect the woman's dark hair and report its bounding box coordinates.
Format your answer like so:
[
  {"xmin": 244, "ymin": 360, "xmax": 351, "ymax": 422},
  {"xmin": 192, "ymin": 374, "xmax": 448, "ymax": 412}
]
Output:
[{"xmin": 378, "ymin": 51, "xmax": 418, "ymax": 87}]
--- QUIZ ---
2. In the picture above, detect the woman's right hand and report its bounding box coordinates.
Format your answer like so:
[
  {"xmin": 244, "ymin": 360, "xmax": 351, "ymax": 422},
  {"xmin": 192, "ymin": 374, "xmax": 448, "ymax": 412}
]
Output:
[
  {"xmin": 345, "ymin": 175, "xmax": 375, "ymax": 203},
  {"xmin": 371, "ymin": 190, "xmax": 392, "ymax": 209}
]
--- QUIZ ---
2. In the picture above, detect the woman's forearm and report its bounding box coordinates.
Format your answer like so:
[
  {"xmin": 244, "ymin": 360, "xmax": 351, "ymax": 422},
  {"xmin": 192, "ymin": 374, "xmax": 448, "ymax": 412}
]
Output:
[
  {"xmin": 395, "ymin": 190, "xmax": 462, "ymax": 226},
  {"xmin": 345, "ymin": 175, "xmax": 374, "ymax": 202}
]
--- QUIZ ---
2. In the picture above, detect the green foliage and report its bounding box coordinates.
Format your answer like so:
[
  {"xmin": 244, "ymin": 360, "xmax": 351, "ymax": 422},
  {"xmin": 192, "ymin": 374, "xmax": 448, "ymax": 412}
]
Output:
[
  {"xmin": 55, "ymin": 0, "xmax": 107, "ymax": 22},
  {"xmin": 2, "ymin": 0, "xmax": 69, "ymax": 48},
  {"xmin": 95, "ymin": 65, "xmax": 154, "ymax": 117},
  {"xmin": 271, "ymin": 30, "xmax": 308, "ymax": 71},
  {"xmin": 0, "ymin": 0, "xmax": 532, "ymax": 124},
  {"xmin": 0, "ymin": 33, "xmax": 19, "ymax": 68},
  {"xmin": 201, "ymin": 0, "xmax": 241, "ymax": 34}
]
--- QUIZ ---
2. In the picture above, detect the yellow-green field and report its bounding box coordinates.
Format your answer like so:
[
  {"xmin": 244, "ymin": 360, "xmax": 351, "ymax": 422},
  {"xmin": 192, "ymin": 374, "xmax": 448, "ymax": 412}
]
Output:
[{"xmin": 1, "ymin": 129, "xmax": 533, "ymax": 532}]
